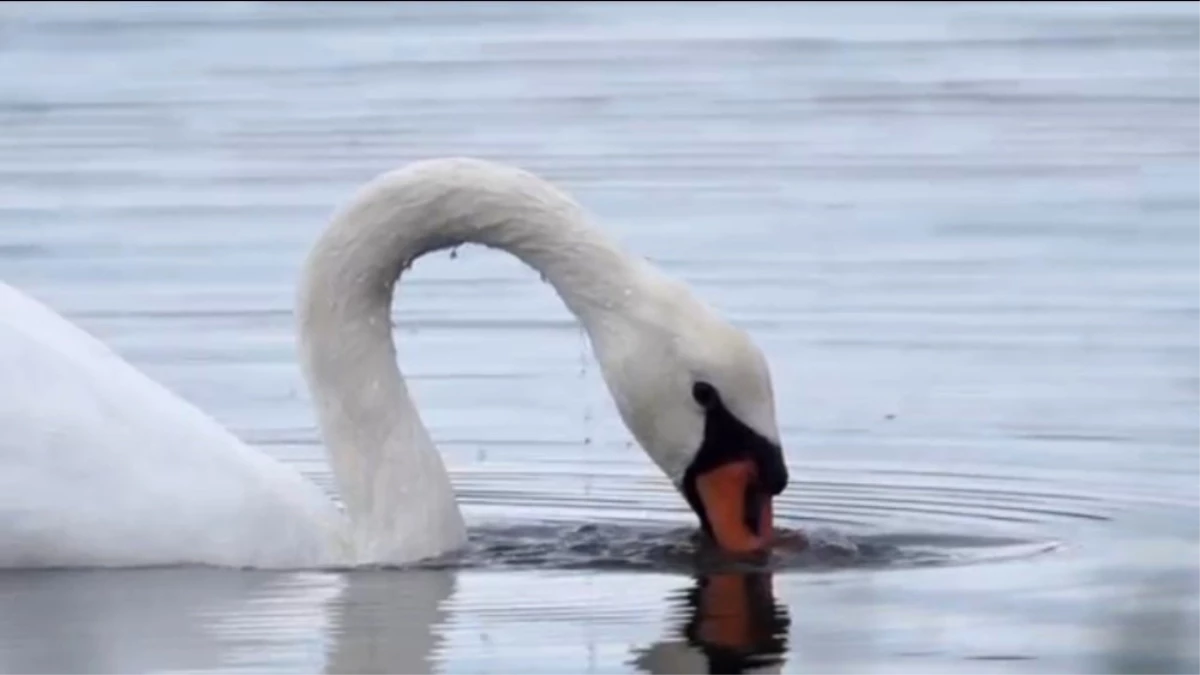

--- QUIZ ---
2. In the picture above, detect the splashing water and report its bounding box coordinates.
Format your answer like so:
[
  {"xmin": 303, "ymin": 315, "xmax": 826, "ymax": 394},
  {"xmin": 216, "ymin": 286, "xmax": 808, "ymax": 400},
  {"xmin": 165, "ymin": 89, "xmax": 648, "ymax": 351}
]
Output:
[{"xmin": 408, "ymin": 522, "xmax": 1059, "ymax": 575}]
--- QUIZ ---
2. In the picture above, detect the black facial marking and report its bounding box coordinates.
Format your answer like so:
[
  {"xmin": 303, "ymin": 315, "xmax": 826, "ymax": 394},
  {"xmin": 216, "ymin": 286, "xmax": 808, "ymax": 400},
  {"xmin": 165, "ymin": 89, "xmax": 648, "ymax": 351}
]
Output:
[
  {"xmin": 693, "ymin": 382, "xmax": 719, "ymax": 410},
  {"xmin": 681, "ymin": 381, "xmax": 788, "ymax": 539}
]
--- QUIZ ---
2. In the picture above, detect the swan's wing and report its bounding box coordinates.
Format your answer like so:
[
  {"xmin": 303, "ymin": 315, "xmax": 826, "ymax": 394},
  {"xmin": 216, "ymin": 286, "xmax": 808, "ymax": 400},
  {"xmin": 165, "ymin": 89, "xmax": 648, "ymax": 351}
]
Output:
[{"xmin": 0, "ymin": 283, "xmax": 345, "ymax": 569}]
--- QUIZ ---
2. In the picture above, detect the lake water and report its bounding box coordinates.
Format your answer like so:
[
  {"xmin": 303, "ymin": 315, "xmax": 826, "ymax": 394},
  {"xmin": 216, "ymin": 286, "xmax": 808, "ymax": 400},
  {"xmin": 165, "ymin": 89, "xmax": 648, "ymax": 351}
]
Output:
[{"xmin": 0, "ymin": 1, "xmax": 1197, "ymax": 673}]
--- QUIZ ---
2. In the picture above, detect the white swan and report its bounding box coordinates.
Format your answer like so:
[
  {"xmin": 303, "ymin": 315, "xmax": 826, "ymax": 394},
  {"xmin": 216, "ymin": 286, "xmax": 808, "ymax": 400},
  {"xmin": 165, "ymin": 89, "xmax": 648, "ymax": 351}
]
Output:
[{"xmin": 0, "ymin": 158, "xmax": 788, "ymax": 569}]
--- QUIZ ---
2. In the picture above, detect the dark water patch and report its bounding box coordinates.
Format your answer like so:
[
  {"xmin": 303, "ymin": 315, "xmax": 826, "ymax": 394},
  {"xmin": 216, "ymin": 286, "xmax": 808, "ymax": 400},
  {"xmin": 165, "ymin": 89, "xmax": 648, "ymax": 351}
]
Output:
[
  {"xmin": 412, "ymin": 521, "xmax": 1060, "ymax": 575},
  {"xmin": 0, "ymin": 243, "xmax": 51, "ymax": 259}
]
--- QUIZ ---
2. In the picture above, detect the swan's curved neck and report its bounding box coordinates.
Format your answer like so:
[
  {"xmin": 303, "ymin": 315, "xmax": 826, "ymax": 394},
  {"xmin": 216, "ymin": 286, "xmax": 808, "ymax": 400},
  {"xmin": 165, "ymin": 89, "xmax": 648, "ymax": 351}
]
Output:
[{"xmin": 296, "ymin": 159, "xmax": 644, "ymax": 562}]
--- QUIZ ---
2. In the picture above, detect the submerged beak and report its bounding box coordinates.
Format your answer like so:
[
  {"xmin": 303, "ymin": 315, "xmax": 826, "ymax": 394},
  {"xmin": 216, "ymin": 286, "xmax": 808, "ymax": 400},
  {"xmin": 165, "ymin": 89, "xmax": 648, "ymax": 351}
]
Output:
[{"xmin": 693, "ymin": 458, "xmax": 774, "ymax": 554}]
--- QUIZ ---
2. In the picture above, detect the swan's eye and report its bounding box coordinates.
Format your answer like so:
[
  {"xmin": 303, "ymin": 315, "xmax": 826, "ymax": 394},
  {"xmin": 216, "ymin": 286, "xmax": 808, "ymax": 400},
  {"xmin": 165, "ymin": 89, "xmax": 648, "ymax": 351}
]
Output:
[{"xmin": 692, "ymin": 381, "xmax": 719, "ymax": 410}]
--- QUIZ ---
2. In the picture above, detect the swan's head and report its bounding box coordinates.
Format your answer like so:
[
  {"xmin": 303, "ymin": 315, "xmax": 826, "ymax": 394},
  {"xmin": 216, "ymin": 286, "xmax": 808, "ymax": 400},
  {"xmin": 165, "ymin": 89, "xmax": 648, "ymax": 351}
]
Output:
[{"xmin": 597, "ymin": 283, "xmax": 789, "ymax": 554}]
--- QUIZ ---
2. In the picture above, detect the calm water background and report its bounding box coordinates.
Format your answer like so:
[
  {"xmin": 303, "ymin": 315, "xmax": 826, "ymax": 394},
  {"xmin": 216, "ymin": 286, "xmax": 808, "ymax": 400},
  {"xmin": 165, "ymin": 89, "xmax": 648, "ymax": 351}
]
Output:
[{"xmin": 1, "ymin": 1, "xmax": 1197, "ymax": 673}]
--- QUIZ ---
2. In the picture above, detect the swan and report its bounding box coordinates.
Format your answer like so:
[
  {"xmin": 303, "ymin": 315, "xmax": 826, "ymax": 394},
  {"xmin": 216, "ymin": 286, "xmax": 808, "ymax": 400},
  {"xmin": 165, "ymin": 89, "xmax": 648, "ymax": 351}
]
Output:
[{"xmin": 0, "ymin": 157, "xmax": 788, "ymax": 569}]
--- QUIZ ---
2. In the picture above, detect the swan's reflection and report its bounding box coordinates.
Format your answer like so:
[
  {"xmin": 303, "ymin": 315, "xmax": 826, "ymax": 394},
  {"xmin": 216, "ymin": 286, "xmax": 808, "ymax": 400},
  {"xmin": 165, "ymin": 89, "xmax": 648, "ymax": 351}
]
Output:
[
  {"xmin": 323, "ymin": 568, "xmax": 457, "ymax": 674},
  {"xmin": 0, "ymin": 568, "xmax": 339, "ymax": 673},
  {"xmin": 632, "ymin": 571, "xmax": 791, "ymax": 674},
  {"xmin": 0, "ymin": 566, "xmax": 456, "ymax": 675}
]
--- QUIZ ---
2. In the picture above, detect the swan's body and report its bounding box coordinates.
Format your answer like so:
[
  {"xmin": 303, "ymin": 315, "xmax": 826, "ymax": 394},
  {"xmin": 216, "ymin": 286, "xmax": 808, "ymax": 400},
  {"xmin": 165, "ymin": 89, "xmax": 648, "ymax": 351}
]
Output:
[
  {"xmin": 0, "ymin": 158, "xmax": 785, "ymax": 569},
  {"xmin": 0, "ymin": 282, "xmax": 349, "ymax": 568}
]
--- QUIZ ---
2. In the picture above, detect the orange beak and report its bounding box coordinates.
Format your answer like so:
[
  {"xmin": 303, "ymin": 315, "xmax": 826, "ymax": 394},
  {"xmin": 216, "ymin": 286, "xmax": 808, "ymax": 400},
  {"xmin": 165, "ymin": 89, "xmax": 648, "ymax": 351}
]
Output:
[{"xmin": 693, "ymin": 459, "xmax": 773, "ymax": 553}]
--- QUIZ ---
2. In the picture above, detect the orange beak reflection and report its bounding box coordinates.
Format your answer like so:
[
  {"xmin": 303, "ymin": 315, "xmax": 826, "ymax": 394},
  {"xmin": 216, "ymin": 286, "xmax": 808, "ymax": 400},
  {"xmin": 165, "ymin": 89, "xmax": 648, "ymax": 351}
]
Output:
[{"xmin": 694, "ymin": 459, "xmax": 773, "ymax": 553}]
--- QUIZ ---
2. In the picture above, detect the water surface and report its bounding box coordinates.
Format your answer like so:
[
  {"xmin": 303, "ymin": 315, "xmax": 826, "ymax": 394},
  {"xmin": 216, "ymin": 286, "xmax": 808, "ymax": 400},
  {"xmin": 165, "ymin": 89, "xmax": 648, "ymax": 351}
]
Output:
[{"xmin": 0, "ymin": 2, "xmax": 1197, "ymax": 673}]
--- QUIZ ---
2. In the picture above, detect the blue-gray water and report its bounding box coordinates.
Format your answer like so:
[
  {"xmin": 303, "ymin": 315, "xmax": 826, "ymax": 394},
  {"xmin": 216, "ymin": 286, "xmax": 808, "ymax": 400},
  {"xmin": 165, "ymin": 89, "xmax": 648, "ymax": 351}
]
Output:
[{"xmin": 1, "ymin": 1, "xmax": 1197, "ymax": 673}]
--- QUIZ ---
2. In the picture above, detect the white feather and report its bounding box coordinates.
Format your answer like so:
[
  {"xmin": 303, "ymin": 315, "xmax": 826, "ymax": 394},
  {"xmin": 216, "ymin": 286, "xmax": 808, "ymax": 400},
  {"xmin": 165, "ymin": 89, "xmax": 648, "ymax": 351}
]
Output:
[{"xmin": 0, "ymin": 157, "xmax": 779, "ymax": 569}]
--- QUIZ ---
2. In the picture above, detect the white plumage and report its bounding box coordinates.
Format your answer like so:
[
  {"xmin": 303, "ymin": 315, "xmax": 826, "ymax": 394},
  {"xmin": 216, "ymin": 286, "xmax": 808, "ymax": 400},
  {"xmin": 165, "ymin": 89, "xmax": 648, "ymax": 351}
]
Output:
[{"xmin": 0, "ymin": 157, "xmax": 779, "ymax": 569}]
